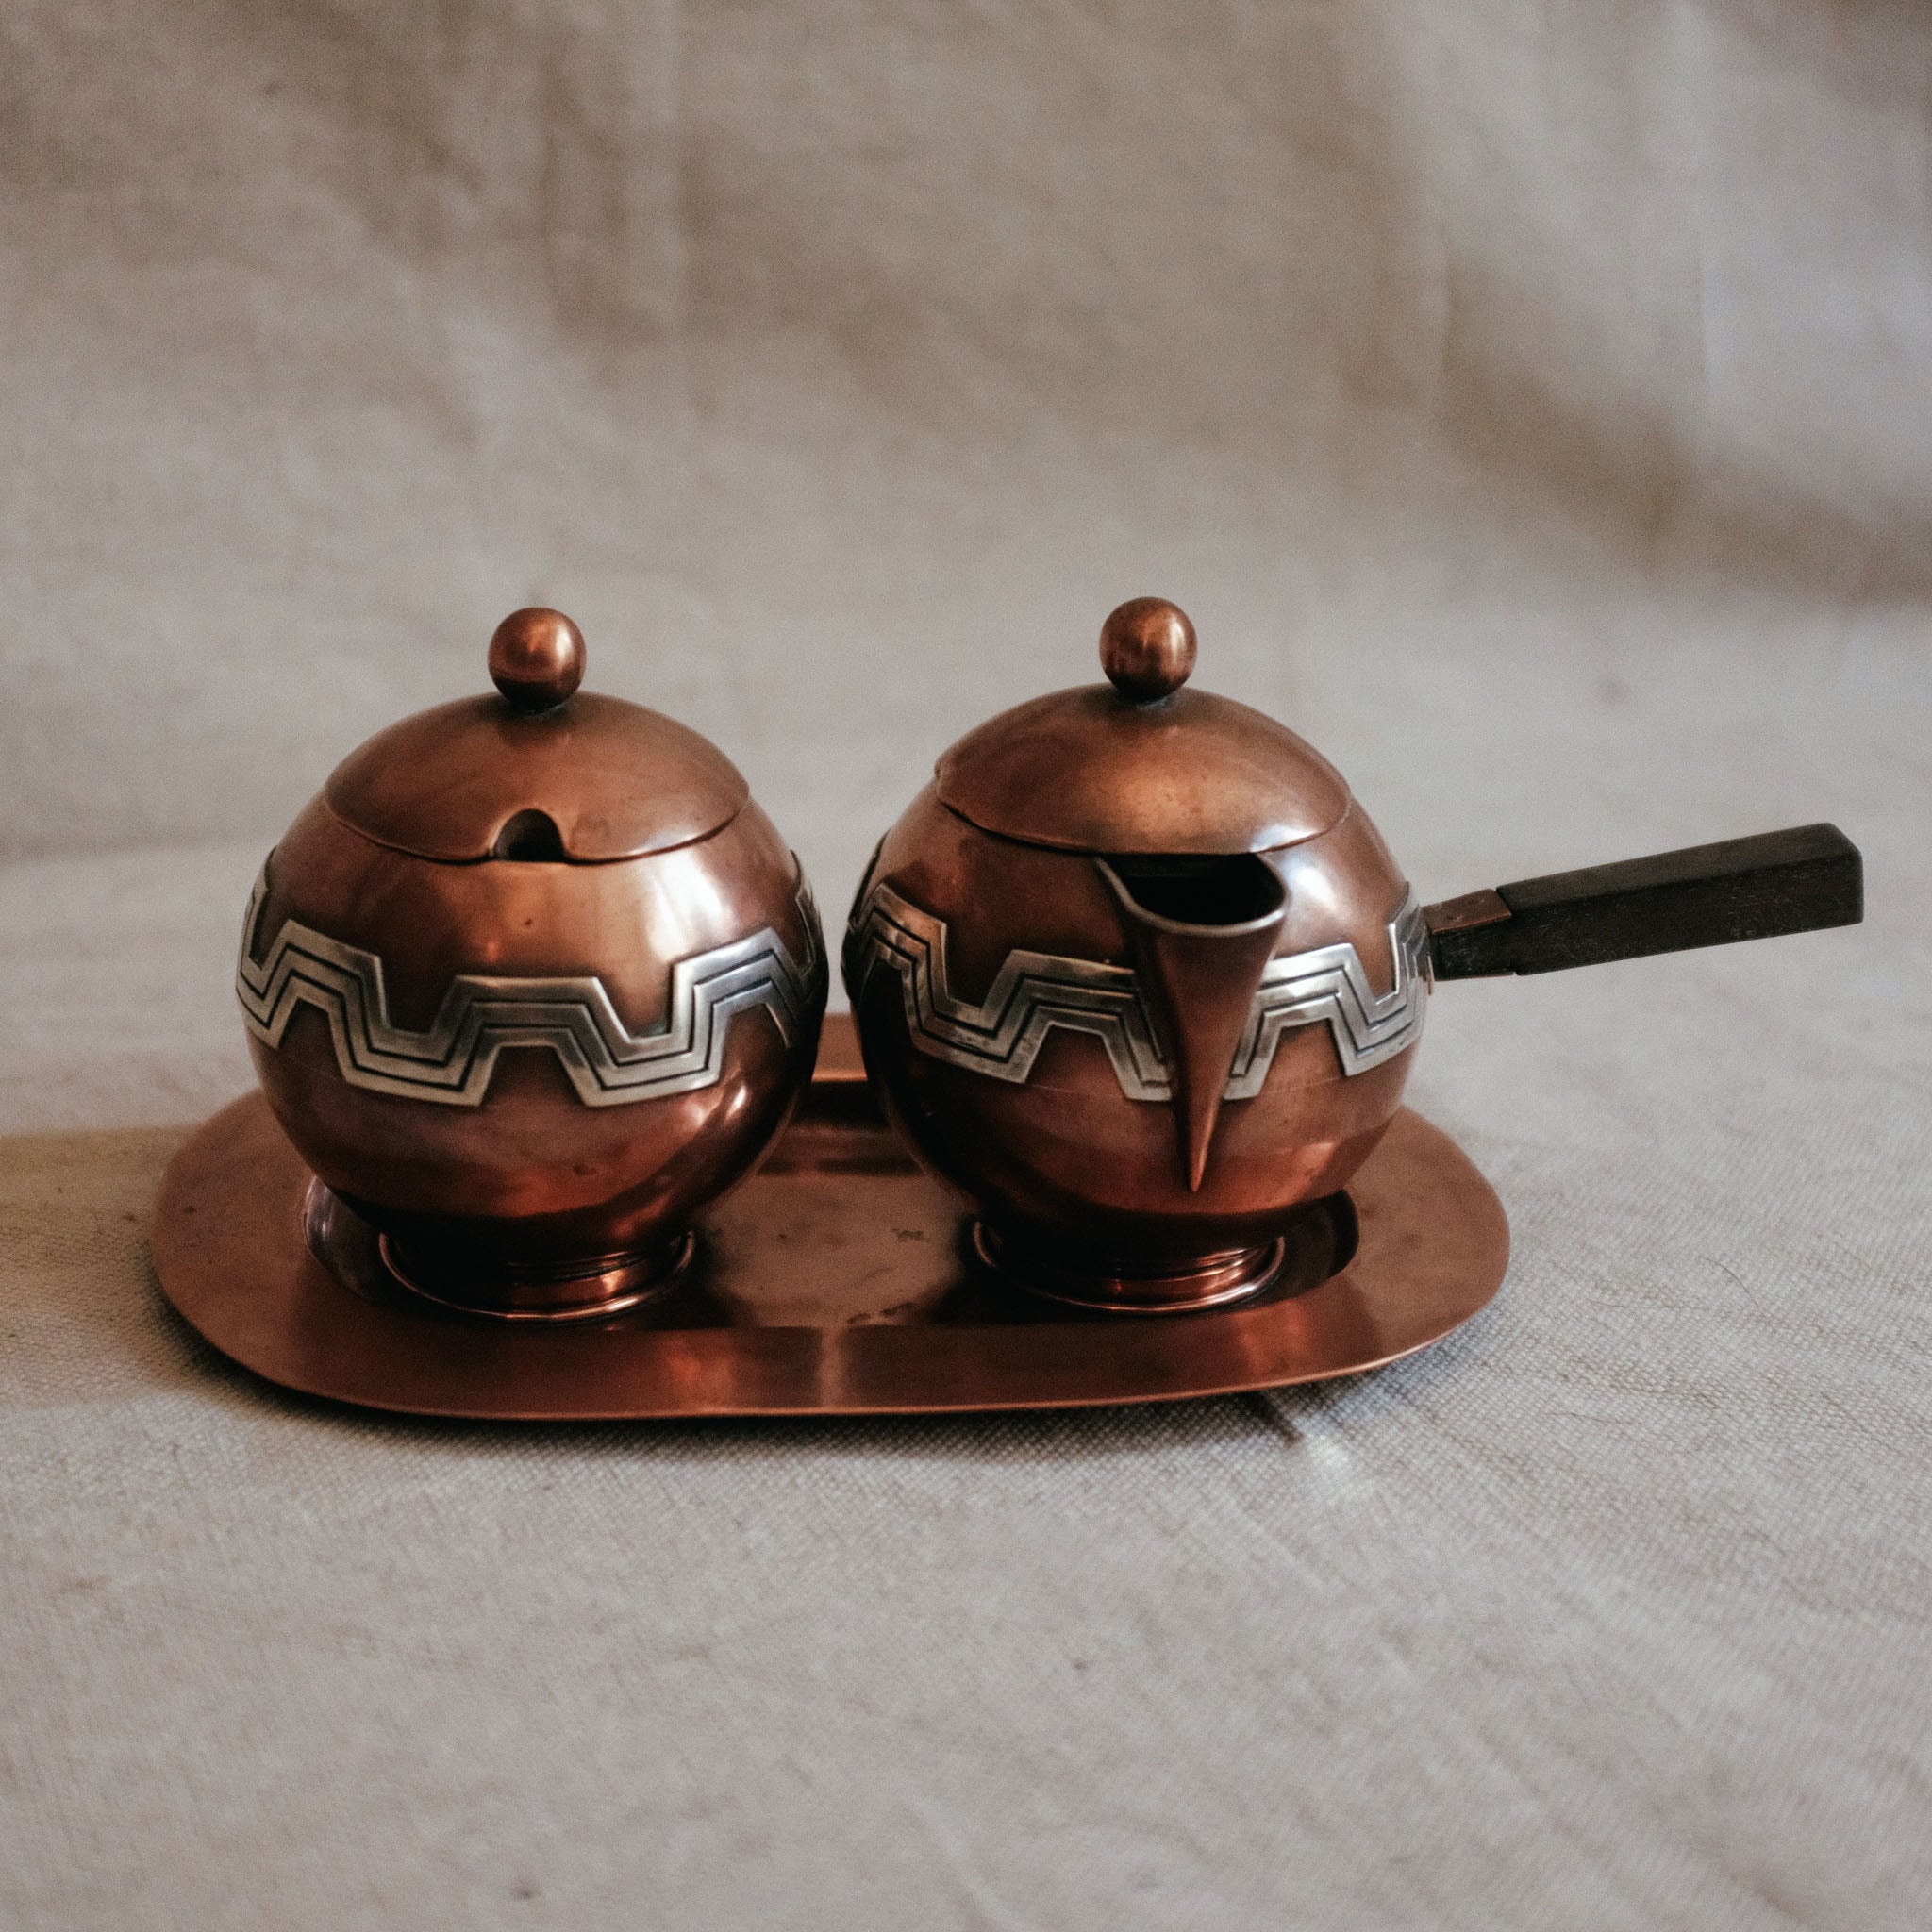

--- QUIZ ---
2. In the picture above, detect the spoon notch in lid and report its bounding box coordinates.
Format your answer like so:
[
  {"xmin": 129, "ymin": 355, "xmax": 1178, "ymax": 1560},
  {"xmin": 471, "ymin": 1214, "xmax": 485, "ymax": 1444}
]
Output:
[{"xmin": 324, "ymin": 608, "xmax": 750, "ymax": 862}]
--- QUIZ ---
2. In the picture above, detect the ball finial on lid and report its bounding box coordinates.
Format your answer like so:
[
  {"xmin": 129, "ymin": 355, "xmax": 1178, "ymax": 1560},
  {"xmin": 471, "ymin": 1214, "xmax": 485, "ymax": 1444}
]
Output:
[
  {"xmin": 489, "ymin": 608, "xmax": 587, "ymax": 713},
  {"xmin": 1100, "ymin": 597, "xmax": 1197, "ymax": 705}
]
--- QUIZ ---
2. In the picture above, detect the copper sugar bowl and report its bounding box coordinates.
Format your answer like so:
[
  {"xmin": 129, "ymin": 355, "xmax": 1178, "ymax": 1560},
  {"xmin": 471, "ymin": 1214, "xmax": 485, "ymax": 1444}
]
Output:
[
  {"xmin": 844, "ymin": 597, "xmax": 1861, "ymax": 1312},
  {"xmin": 239, "ymin": 608, "xmax": 827, "ymax": 1319}
]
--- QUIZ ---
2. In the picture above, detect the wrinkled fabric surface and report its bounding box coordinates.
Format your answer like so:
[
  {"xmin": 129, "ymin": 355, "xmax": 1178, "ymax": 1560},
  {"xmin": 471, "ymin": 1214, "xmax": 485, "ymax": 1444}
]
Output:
[{"xmin": 1, "ymin": 5, "xmax": 1928, "ymax": 1928}]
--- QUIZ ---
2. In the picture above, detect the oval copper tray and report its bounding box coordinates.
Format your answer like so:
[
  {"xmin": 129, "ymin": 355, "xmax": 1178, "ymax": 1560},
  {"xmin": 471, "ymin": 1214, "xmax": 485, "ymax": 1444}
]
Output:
[{"xmin": 150, "ymin": 1021, "xmax": 1507, "ymax": 1419}]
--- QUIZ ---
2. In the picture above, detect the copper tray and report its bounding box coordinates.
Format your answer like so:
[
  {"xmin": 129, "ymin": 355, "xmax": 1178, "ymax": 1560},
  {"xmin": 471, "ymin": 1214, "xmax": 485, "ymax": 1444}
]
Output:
[{"xmin": 151, "ymin": 1019, "xmax": 1507, "ymax": 1419}]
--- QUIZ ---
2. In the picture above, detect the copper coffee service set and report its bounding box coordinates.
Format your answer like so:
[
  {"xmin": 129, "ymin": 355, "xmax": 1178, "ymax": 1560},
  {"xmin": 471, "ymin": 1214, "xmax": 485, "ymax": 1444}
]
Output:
[{"xmin": 153, "ymin": 601, "xmax": 1863, "ymax": 1418}]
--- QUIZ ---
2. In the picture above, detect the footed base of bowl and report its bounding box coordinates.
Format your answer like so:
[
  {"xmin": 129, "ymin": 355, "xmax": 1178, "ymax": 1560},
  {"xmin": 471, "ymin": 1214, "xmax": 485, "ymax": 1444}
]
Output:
[
  {"xmin": 971, "ymin": 1191, "xmax": 1369, "ymax": 1314},
  {"xmin": 972, "ymin": 1223, "xmax": 1291, "ymax": 1312},
  {"xmin": 332, "ymin": 1204, "xmax": 694, "ymax": 1324}
]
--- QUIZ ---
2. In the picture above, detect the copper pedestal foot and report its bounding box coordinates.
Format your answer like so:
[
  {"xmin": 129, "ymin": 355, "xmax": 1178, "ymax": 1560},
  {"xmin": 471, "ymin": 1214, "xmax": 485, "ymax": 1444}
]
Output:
[
  {"xmin": 347, "ymin": 1203, "xmax": 696, "ymax": 1324},
  {"xmin": 971, "ymin": 1223, "xmax": 1298, "ymax": 1312}
]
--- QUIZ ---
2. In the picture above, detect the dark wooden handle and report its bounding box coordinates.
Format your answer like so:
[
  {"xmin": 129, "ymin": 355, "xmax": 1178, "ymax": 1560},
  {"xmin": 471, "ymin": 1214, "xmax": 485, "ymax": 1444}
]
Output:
[{"xmin": 1424, "ymin": 824, "xmax": 1863, "ymax": 979}]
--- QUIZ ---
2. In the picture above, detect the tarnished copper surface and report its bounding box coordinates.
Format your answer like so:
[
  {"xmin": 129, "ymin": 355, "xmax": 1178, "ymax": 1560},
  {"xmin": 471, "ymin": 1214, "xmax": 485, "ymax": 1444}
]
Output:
[
  {"xmin": 149, "ymin": 1019, "xmax": 1511, "ymax": 1420},
  {"xmin": 243, "ymin": 610, "xmax": 825, "ymax": 1316},
  {"xmin": 1422, "ymin": 886, "xmax": 1512, "ymax": 939}
]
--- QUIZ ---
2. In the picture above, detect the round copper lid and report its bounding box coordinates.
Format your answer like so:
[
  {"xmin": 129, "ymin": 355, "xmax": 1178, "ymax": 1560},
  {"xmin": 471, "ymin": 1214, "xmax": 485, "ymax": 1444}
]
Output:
[
  {"xmin": 934, "ymin": 598, "xmax": 1350, "ymax": 855},
  {"xmin": 325, "ymin": 608, "xmax": 749, "ymax": 862}
]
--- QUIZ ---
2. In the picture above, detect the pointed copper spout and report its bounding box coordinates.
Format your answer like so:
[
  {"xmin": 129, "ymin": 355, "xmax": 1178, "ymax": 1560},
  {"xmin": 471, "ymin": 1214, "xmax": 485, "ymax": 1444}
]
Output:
[{"xmin": 1097, "ymin": 856, "xmax": 1288, "ymax": 1191}]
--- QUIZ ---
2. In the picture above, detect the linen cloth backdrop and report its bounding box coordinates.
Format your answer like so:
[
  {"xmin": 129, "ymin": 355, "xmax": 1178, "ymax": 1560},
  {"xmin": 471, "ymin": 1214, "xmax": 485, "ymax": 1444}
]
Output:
[{"xmin": 1, "ymin": 5, "xmax": 1927, "ymax": 1927}]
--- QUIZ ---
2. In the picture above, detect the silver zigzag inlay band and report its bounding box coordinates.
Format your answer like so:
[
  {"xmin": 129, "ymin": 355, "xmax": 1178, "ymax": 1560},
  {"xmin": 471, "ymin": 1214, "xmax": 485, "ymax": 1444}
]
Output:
[
  {"xmin": 238, "ymin": 864, "xmax": 824, "ymax": 1108},
  {"xmin": 843, "ymin": 881, "xmax": 1426, "ymax": 1100}
]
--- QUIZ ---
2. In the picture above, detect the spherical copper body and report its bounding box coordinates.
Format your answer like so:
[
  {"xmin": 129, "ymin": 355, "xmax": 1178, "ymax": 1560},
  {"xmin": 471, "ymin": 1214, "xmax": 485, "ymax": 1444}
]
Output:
[
  {"xmin": 1099, "ymin": 596, "xmax": 1197, "ymax": 704},
  {"xmin": 242, "ymin": 612, "xmax": 825, "ymax": 1318},
  {"xmin": 844, "ymin": 602, "xmax": 1423, "ymax": 1311},
  {"xmin": 488, "ymin": 607, "xmax": 586, "ymax": 713}
]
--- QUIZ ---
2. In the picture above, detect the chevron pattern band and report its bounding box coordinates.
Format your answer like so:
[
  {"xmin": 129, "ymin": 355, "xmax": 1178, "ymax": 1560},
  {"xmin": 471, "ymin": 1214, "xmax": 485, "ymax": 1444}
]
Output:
[
  {"xmin": 238, "ymin": 864, "xmax": 824, "ymax": 1108},
  {"xmin": 1225, "ymin": 894, "xmax": 1430, "ymax": 1091},
  {"xmin": 842, "ymin": 880, "xmax": 1426, "ymax": 1101}
]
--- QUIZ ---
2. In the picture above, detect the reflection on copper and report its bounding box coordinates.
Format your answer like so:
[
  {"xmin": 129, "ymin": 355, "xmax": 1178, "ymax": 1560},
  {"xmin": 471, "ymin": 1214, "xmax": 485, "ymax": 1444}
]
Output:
[
  {"xmin": 846, "ymin": 597, "xmax": 1862, "ymax": 1316},
  {"xmin": 238, "ymin": 609, "xmax": 827, "ymax": 1321},
  {"xmin": 847, "ymin": 601, "xmax": 1424, "ymax": 1311},
  {"xmin": 179, "ymin": 583, "xmax": 1859, "ymax": 1410},
  {"xmin": 149, "ymin": 1017, "xmax": 1511, "ymax": 1421}
]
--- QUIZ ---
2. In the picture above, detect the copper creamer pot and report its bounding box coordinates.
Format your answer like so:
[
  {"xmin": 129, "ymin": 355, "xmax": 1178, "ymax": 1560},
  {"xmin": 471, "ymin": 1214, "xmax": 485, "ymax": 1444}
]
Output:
[
  {"xmin": 844, "ymin": 597, "xmax": 1861, "ymax": 1311},
  {"xmin": 240, "ymin": 608, "xmax": 826, "ymax": 1319}
]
